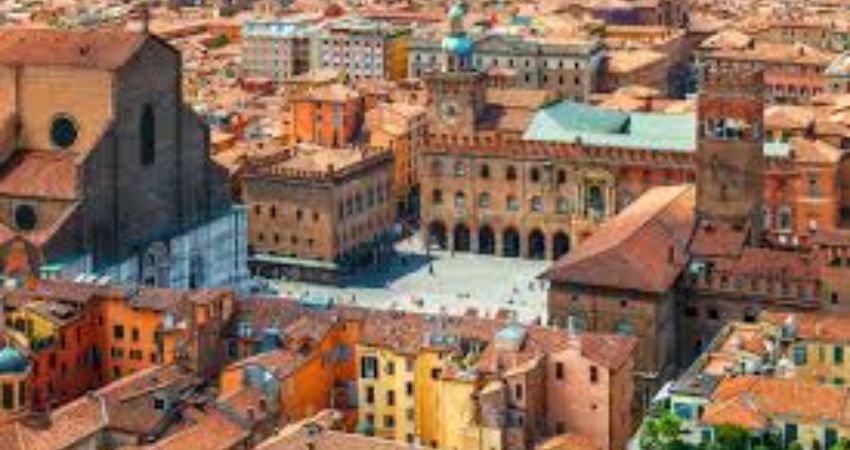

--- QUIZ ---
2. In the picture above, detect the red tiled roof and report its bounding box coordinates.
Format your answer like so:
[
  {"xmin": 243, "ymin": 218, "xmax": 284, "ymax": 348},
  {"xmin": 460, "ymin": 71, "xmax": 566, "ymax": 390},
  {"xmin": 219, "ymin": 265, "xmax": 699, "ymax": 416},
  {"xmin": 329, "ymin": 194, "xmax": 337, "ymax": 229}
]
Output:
[
  {"xmin": 0, "ymin": 150, "xmax": 79, "ymax": 200},
  {"xmin": 142, "ymin": 406, "xmax": 249, "ymax": 450},
  {"xmin": 711, "ymin": 247, "xmax": 822, "ymax": 280},
  {"xmin": 0, "ymin": 28, "xmax": 148, "ymax": 70},
  {"xmin": 544, "ymin": 185, "xmax": 696, "ymax": 293},
  {"xmin": 703, "ymin": 376, "xmax": 850, "ymax": 429},
  {"xmin": 688, "ymin": 220, "xmax": 747, "ymax": 258},
  {"xmin": 4, "ymin": 395, "xmax": 106, "ymax": 450},
  {"xmin": 257, "ymin": 411, "xmax": 421, "ymax": 450}
]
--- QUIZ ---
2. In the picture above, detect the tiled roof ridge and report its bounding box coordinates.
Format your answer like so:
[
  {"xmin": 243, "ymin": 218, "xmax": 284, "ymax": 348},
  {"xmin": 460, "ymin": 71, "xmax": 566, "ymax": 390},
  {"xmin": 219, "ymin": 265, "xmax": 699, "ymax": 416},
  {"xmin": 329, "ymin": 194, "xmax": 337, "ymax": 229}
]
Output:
[{"xmin": 559, "ymin": 185, "xmax": 693, "ymax": 276}]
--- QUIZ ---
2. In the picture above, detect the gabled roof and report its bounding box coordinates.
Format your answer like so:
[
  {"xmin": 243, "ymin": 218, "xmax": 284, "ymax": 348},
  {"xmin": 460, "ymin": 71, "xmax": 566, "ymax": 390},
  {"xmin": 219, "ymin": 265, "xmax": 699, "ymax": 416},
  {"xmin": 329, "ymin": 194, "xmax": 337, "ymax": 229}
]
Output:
[
  {"xmin": 543, "ymin": 185, "xmax": 696, "ymax": 293},
  {"xmin": 0, "ymin": 28, "xmax": 150, "ymax": 71},
  {"xmin": 702, "ymin": 376, "xmax": 850, "ymax": 429}
]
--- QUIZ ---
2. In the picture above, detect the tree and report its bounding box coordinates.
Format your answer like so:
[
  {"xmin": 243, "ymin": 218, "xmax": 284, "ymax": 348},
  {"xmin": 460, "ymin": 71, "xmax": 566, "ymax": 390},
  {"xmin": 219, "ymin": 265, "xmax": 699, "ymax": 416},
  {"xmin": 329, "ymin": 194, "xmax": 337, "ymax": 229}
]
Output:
[
  {"xmin": 830, "ymin": 438, "xmax": 850, "ymax": 450},
  {"xmin": 640, "ymin": 412, "xmax": 689, "ymax": 450},
  {"xmin": 713, "ymin": 424, "xmax": 751, "ymax": 450}
]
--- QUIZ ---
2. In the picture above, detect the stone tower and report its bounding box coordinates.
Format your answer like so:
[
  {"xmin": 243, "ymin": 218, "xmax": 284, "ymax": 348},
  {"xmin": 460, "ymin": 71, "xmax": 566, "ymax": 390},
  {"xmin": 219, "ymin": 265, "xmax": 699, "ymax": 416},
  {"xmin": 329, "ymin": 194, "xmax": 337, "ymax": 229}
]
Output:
[
  {"xmin": 695, "ymin": 66, "xmax": 765, "ymax": 240},
  {"xmin": 422, "ymin": 1, "xmax": 486, "ymax": 135}
]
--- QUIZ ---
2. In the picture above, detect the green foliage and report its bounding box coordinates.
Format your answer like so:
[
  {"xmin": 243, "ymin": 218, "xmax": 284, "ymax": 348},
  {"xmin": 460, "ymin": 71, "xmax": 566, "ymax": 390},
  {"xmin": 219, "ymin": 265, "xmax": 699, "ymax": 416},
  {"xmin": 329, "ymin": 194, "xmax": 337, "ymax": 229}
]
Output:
[
  {"xmin": 640, "ymin": 412, "xmax": 688, "ymax": 450},
  {"xmin": 208, "ymin": 34, "xmax": 230, "ymax": 49},
  {"xmin": 713, "ymin": 424, "xmax": 751, "ymax": 450},
  {"xmin": 830, "ymin": 438, "xmax": 850, "ymax": 450}
]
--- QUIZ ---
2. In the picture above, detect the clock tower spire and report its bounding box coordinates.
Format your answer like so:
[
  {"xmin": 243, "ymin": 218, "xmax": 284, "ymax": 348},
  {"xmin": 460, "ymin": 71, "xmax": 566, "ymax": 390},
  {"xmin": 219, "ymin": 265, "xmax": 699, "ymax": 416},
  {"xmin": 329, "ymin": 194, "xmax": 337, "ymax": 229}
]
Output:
[{"xmin": 423, "ymin": 1, "xmax": 486, "ymax": 136}]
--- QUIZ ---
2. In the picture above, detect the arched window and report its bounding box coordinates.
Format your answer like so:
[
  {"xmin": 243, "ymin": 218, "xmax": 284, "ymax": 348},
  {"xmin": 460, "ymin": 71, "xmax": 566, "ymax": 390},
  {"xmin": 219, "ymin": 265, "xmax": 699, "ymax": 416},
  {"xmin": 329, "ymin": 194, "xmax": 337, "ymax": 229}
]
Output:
[
  {"xmin": 140, "ymin": 104, "xmax": 156, "ymax": 166},
  {"xmin": 506, "ymin": 195, "xmax": 519, "ymax": 211},
  {"xmin": 480, "ymin": 164, "xmax": 490, "ymax": 179},
  {"xmin": 531, "ymin": 196, "xmax": 543, "ymax": 212},
  {"xmin": 454, "ymin": 191, "xmax": 466, "ymax": 209},
  {"xmin": 777, "ymin": 205, "xmax": 793, "ymax": 231},
  {"xmin": 557, "ymin": 169, "xmax": 567, "ymax": 185},
  {"xmin": 506, "ymin": 166, "xmax": 517, "ymax": 181},
  {"xmin": 432, "ymin": 189, "xmax": 443, "ymax": 205},
  {"xmin": 478, "ymin": 192, "xmax": 491, "ymax": 208},
  {"xmin": 530, "ymin": 167, "xmax": 541, "ymax": 183},
  {"xmin": 454, "ymin": 161, "xmax": 466, "ymax": 177}
]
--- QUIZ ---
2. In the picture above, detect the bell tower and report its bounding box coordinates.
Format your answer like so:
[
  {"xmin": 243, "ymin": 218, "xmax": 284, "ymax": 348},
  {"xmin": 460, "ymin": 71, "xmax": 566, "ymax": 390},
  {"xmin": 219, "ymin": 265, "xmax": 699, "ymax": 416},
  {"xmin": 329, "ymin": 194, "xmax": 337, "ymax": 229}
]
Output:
[
  {"xmin": 422, "ymin": 1, "xmax": 486, "ymax": 136},
  {"xmin": 695, "ymin": 66, "xmax": 765, "ymax": 240}
]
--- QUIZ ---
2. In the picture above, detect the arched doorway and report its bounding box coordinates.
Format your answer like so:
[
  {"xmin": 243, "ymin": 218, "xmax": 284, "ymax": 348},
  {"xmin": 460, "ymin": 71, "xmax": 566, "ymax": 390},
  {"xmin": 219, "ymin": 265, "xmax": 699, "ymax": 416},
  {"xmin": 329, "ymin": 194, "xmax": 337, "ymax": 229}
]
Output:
[
  {"xmin": 503, "ymin": 228, "xmax": 520, "ymax": 257},
  {"xmin": 478, "ymin": 225, "xmax": 495, "ymax": 255},
  {"xmin": 553, "ymin": 231, "xmax": 571, "ymax": 260},
  {"xmin": 453, "ymin": 224, "xmax": 471, "ymax": 252},
  {"xmin": 428, "ymin": 221, "xmax": 447, "ymax": 250},
  {"xmin": 528, "ymin": 229, "xmax": 546, "ymax": 260}
]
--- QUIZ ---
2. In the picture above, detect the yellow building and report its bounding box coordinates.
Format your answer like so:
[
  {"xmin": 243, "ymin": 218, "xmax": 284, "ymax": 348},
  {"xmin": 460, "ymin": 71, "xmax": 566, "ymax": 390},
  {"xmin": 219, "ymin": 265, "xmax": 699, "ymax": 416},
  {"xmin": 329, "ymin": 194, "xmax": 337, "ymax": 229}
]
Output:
[
  {"xmin": 358, "ymin": 327, "xmax": 497, "ymax": 450},
  {"xmin": 356, "ymin": 344, "xmax": 417, "ymax": 443},
  {"xmin": 762, "ymin": 312, "xmax": 850, "ymax": 386},
  {"xmin": 6, "ymin": 302, "xmax": 57, "ymax": 347}
]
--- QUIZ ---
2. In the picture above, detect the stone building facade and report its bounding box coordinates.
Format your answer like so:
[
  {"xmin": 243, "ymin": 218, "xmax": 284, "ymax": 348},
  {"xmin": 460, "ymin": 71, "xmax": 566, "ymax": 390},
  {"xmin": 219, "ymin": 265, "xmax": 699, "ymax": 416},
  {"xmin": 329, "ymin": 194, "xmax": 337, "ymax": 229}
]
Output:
[
  {"xmin": 544, "ymin": 67, "xmax": 850, "ymax": 409},
  {"xmin": 241, "ymin": 145, "xmax": 395, "ymax": 281},
  {"xmin": 240, "ymin": 15, "xmax": 319, "ymax": 82},
  {"xmin": 0, "ymin": 29, "xmax": 247, "ymax": 291},
  {"xmin": 417, "ymin": 14, "xmax": 850, "ymax": 262},
  {"xmin": 409, "ymin": 31, "xmax": 604, "ymax": 101}
]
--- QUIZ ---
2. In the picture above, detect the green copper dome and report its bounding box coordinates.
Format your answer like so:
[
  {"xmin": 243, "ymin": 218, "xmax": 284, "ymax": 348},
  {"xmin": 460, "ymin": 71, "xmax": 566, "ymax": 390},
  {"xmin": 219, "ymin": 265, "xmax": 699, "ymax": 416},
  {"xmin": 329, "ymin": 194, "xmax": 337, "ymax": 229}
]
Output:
[
  {"xmin": 0, "ymin": 346, "xmax": 28, "ymax": 374},
  {"xmin": 441, "ymin": 35, "xmax": 474, "ymax": 57}
]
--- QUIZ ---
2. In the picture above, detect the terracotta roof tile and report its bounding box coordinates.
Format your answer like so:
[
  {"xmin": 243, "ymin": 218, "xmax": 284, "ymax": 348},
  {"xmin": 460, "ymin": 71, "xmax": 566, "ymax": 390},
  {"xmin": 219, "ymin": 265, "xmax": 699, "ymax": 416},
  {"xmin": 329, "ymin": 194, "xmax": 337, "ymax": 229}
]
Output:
[
  {"xmin": 703, "ymin": 376, "xmax": 850, "ymax": 429},
  {"xmin": 257, "ymin": 411, "xmax": 421, "ymax": 450},
  {"xmin": 544, "ymin": 185, "xmax": 696, "ymax": 293}
]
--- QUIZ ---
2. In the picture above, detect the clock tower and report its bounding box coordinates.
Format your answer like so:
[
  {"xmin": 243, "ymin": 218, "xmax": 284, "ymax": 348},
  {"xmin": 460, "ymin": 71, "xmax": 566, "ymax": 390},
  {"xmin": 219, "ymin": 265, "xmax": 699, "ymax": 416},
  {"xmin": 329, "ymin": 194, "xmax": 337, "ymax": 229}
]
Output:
[
  {"xmin": 695, "ymin": 66, "xmax": 765, "ymax": 240},
  {"xmin": 423, "ymin": 1, "xmax": 486, "ymax": 136}
]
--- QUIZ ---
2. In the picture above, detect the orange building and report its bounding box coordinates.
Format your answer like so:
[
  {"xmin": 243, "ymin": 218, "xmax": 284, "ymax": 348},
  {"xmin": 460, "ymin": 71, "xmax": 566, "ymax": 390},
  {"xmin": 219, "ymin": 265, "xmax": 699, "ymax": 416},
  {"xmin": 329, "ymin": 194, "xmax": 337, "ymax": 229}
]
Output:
[
  {"xmin": 99, "ymin": 287, "xmax": 235, "ymax": 382},
  {"xmin": 4, "ymin": 282, "xmax": 104, "ymax": 410},
  {"xmin": 220, "ymin": 312, "xmax": 361, "ymax": 427},
  {"xmin": 291, "ymin": 84, "xmax": 364, "ymax": 147}
]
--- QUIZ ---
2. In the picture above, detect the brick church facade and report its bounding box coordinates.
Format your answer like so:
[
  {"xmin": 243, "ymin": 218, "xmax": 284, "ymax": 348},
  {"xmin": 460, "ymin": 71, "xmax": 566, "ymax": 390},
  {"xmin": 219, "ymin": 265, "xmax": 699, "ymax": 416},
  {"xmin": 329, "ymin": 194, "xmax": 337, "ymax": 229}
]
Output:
[{"xmin": 0, "ymin": 29, "xmax": 248, "ymax": 290}]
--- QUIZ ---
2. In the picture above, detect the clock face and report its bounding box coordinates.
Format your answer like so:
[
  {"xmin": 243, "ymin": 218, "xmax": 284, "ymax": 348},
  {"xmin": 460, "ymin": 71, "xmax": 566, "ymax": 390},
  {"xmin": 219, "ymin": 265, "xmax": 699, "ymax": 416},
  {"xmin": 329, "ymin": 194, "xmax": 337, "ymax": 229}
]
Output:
[{"xmin": 439, "ymin": 99, "xmax": 460, "ymax": 125}]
